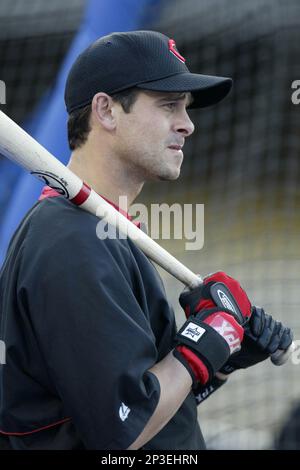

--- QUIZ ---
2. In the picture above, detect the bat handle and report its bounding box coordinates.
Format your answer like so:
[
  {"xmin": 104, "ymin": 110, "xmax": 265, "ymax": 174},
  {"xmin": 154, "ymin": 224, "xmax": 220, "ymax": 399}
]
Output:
[{"xmin": 270, "ymin": 341, "xmax": 296, "ymax": 366}]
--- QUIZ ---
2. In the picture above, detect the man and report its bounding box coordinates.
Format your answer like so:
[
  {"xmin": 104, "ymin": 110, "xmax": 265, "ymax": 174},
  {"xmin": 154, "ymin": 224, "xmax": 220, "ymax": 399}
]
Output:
[{"xmin": 0, "ymin": 31, "xmax": 293, "ymax": 450}]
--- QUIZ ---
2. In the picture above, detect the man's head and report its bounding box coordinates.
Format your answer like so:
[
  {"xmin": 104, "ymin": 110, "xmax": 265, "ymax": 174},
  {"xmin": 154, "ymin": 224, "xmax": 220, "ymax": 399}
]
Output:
[{"xmin": 65, "ymin": 30, "xmax": 232, "ymax": 182}]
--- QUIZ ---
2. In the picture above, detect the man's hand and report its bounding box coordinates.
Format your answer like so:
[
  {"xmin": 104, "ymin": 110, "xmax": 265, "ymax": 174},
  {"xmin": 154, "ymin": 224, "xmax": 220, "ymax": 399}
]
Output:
[
  {"xmin": 174, "ymin": 271, "xmax": 250, "ymax": 386},
  {"xmin": 220, "ymin": 306, "xmax": 294, "ymax": 374},
  {"xmin": 175, "ymin": 271, "xmax": 293, "ymax": 402},
  {"xmin": 180, "ymin": 271, "xmax": 252, "ymax": 324}
]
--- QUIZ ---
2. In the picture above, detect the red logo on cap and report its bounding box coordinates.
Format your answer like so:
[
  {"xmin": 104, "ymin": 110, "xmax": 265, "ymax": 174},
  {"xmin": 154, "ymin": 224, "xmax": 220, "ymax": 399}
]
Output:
[{"xmin": 168, "ymin": 39, "xmax": 186, "ymax": 63}]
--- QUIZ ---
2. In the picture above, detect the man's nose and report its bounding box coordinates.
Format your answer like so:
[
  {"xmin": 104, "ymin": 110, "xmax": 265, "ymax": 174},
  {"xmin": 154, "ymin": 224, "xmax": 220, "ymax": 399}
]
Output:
[{"xmin": 174, "ymin": 110, "xmax": 195, "ymax": 137}]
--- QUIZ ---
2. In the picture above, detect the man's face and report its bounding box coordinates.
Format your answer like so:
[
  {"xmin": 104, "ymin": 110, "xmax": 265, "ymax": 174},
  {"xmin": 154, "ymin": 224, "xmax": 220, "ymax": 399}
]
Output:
[{"xmin": 113, "ymin": 90, "xmax": 195, "ymax": 181}]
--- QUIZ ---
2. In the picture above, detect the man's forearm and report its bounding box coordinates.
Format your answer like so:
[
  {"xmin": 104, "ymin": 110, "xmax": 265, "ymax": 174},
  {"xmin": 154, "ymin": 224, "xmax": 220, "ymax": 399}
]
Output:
[{"xmin": 127, "ymin": 351, "xmax": 193, "ymax": 450}]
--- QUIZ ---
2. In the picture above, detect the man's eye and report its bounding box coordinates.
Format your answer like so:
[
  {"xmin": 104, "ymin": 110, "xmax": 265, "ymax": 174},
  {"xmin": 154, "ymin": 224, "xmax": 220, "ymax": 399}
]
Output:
[{"xmin": 164, "ymin": 102, "xmax": 176, "ymax": 109}]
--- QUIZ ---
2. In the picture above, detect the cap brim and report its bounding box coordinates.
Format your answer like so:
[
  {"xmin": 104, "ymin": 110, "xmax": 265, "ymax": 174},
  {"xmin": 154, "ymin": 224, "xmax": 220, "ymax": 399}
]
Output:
[{"xmin": 136, "ymin": 72, "xmax": 232, "ymax": 108}]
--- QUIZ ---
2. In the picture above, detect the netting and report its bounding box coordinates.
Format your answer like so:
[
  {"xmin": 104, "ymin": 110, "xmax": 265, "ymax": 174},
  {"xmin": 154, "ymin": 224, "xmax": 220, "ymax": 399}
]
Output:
[
  {"xmin": 0, "ymin": 0, "xmax": 85, "ymax": 123},
  {"xmin": 138, "ymin": 0, "xmax": 300, "ymax": 449},
  {"xmin": 0, "ymin": 0, "xmax": 85, "ymax": 221},
  {"xmin": 0, "ymin": 0, "xmax": 299, "ymax": 450}
]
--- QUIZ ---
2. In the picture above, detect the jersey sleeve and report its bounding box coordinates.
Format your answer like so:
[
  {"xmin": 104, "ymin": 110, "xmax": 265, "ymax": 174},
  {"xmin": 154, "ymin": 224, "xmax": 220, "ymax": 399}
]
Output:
[{"xmin": 18, "ymin": 205, "xmax": 161, "ymax": 449}]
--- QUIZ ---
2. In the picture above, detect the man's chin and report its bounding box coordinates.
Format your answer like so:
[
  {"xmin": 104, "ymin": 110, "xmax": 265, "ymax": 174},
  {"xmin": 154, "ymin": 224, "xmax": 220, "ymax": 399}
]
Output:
[{"xmin": 157, "ymin": 169, "xmax": 181, "ymax": 181}]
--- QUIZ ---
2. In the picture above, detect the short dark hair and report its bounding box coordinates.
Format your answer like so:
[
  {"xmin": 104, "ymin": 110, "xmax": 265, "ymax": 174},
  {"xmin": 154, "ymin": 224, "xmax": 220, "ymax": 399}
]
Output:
[{"xmin": 67, "ymin": 87, "xmax": 140, "ymax": 150}]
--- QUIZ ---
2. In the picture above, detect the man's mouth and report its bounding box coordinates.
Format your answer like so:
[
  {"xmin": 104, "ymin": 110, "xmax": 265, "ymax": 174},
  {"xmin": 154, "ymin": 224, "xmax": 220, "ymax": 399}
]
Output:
[{"xmin": 168, "ymin": 144, "xmax": 183, "ymax": 151}]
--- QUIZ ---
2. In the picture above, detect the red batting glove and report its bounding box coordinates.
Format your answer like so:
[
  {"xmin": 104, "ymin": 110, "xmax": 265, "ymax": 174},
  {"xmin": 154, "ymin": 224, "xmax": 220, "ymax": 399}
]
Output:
[
  {"xmin": 180, "ymin": 271, "xmax": 252, "ymax": 324},
  {"xmin": 174, "ymin": 272, "xmax": 251, "ymax": 385}
]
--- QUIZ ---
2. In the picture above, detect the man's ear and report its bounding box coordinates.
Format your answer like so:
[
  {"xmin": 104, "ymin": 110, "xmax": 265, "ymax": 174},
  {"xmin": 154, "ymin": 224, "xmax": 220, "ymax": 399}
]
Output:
[{"xmin": 91, "ymin": 92, "xmax": 117, "ymax": 131}]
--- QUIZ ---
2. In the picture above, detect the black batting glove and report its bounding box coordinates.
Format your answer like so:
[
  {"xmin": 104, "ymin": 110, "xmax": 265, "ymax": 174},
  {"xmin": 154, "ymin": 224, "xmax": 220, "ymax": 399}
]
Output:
[
  {"xmin": 192, "ymin": 375, "xmax": 228, "ymax": 405},
  {"xmin": 220, "ymin": 306, "xmax": 294, "ymax": 374}
]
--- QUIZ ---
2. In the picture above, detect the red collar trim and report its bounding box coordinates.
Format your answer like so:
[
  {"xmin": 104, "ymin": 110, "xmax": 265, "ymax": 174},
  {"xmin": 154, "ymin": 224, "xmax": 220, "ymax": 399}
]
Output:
[{"xmin": 39, "ymin": 186, "xmax": 140, "ymax": 228}]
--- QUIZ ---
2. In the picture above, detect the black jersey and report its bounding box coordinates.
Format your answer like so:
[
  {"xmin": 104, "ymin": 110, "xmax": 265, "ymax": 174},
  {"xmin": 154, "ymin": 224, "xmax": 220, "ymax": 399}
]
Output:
[{"xmin": 0, "ymin": 195, "xmax": 205, "ymax": 450}]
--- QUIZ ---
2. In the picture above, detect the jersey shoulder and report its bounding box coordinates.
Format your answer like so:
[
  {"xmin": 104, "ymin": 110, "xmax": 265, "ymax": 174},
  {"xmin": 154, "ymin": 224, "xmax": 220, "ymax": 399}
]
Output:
[{"xmin": 8, "ymin": 196, "xmax": 133, "ymax": 267}]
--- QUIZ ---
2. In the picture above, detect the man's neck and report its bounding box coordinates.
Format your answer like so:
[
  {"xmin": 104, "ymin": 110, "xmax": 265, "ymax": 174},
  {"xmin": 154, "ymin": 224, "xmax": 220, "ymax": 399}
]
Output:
[{"xmin": 67, "ymin": 148, "xmax": 144, "ymax": 207}]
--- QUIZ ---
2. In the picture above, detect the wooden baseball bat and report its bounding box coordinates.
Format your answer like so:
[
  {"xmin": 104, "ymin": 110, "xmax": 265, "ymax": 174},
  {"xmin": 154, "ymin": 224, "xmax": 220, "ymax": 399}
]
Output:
[{"xmin": 0, "ymin": 110, "xmax": 295, "ymax": 366}]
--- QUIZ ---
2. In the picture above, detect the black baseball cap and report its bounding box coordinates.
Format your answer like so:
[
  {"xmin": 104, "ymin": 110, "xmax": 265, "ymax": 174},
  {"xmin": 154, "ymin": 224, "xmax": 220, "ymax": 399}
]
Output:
[{"xmin": 64, "ymin": 30, "xmax": 232, "ymax": 114}]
